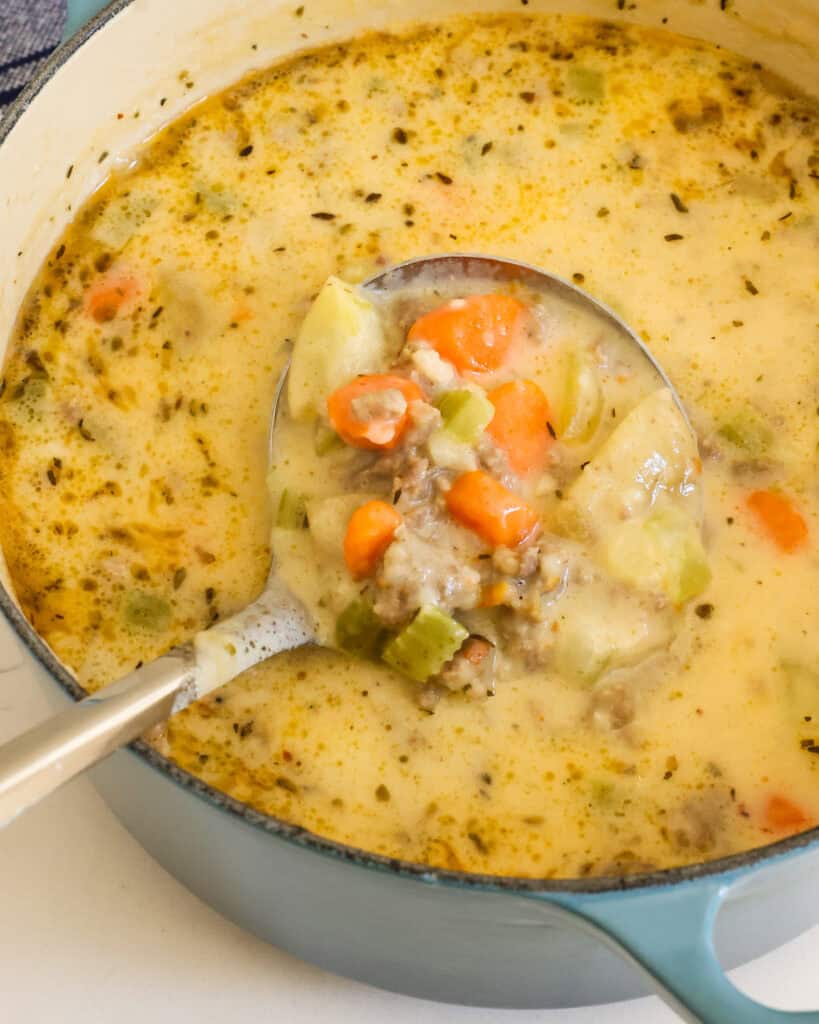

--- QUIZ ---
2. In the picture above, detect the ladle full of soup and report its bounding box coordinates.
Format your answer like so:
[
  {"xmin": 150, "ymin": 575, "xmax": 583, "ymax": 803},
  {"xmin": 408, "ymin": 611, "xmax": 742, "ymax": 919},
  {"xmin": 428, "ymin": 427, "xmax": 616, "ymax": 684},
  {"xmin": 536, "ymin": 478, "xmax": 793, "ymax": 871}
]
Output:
[{"xmin": 0, "ymin": 251, "xmax": 700, "ymax": 820}]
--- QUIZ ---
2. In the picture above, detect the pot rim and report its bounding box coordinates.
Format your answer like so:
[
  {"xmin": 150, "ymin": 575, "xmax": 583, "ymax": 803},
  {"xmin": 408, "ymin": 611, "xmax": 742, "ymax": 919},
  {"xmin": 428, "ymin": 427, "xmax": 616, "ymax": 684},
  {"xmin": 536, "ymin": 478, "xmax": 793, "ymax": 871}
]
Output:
[{"xmin": 1, "ymin": 0, "xmax": 817, "ymax": 897}]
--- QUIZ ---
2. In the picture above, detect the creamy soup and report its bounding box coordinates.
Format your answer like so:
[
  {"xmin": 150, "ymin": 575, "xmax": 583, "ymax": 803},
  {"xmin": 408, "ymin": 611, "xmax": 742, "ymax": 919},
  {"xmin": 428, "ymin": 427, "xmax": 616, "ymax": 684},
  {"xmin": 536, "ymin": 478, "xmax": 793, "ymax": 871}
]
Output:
[{"xmin": 0, "ymin": 14, "xmax": 817, "ymax": 878}]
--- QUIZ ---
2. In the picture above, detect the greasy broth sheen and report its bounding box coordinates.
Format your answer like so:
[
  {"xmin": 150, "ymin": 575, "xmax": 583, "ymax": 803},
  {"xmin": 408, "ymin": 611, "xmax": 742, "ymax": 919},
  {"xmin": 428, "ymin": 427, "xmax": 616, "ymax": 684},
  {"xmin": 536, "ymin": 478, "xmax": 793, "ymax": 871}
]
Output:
[{"xmin": 0, "ymin": 14, "xmax": 817, "ymax": 877}]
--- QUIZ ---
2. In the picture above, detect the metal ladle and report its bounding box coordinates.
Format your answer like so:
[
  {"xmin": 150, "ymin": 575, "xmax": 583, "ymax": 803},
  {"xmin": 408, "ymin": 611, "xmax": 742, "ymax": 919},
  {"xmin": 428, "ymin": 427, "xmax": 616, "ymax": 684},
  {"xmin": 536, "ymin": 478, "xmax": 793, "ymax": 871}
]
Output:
[{"xmin": 0, "ymin": 253, "xmax": 688, "ymax": 825}]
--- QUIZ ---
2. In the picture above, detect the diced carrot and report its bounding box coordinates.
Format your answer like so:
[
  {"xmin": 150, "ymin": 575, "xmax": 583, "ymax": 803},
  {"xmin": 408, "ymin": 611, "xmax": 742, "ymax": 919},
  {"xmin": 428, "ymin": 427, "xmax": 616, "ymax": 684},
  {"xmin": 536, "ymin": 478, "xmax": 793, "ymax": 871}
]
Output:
[
  {"xmin": 407, "ymin": 293, "xmax": 528, "ymax": 373},
  {"xmin": 231, "ymin": 300, "xmax": 255, "ymax": 323},
  {"xmin": 85, "ymin": 272, "xmax": 141, "ymax": 323},
  {"xmin": 487, "ymin": 379, "xmax": 553, "ymax": 476},
  {"xmin": 745, "ymin": 489, "xmax": 808, "ymax": 553},
  {"xmin": 343, "ymin": 500, "xmax": 403, "ymax": 579},
  {"xmin": 480, "ymin": 581, "xmax": 512, "ymax": 607},
  {"xmin": 764, "ymin": 794, "xmax": 811, "ymax": 833},
  {"xmin": 327, "ymin": 374, "xmax": 424, "ymax": 450},
  {"xmin": 445, "ymin": 470, "xmax": 541, "ymax": 548}
]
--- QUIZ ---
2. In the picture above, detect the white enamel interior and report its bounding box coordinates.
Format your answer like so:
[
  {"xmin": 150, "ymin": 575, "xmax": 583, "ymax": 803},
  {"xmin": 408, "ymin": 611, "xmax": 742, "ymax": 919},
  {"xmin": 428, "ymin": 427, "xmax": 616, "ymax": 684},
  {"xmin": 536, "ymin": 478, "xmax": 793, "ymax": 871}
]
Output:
[{"xmin": 0, "ymin": 0, "xmax": 817, "ymax": 606}]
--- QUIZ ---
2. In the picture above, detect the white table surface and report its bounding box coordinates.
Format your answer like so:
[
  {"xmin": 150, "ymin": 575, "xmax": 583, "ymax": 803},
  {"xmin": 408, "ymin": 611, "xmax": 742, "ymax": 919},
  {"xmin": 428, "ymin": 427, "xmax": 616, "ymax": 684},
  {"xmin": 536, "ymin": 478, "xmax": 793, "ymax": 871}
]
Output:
[{"xmin": 2, "ymin": 614, "xmax": 819, "ymax": 1024}]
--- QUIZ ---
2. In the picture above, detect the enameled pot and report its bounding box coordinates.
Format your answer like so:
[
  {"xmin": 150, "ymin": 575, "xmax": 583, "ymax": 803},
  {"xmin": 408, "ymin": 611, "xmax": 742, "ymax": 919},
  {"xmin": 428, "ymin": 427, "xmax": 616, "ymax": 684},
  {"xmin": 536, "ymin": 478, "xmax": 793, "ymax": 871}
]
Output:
[{"xmin": 1, "ymin": 2, "xmax": 818, "ymax": 1019}]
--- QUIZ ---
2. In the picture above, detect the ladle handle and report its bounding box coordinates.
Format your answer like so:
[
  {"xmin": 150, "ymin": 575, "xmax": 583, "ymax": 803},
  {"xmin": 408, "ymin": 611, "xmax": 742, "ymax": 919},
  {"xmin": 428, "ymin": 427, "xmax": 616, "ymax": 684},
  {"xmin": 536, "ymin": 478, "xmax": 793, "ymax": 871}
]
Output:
[{"xmin": 0, "ymin": 646, "xmax": 196, "ymax": 826}]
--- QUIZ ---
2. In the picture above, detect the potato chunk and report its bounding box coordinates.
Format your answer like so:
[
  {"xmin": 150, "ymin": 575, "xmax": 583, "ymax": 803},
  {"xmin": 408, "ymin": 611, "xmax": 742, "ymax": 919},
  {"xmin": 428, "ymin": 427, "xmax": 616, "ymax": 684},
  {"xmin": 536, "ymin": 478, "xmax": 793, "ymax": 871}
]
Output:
[
  {"xmin": 563, "ymin": 387, "xmax": 701, "ymax": 535},
  {"xmin": 288, "ymin": 277, "xmax": 387, "ymax": 420}
]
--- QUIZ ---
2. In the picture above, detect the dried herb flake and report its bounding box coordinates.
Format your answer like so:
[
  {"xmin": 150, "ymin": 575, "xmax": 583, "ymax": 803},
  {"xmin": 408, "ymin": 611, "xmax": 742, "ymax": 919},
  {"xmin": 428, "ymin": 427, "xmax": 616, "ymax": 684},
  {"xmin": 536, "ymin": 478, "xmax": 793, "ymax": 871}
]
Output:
[{"xmin": 77, "ymin": 418, "xmax": 95, "ymax": 442}]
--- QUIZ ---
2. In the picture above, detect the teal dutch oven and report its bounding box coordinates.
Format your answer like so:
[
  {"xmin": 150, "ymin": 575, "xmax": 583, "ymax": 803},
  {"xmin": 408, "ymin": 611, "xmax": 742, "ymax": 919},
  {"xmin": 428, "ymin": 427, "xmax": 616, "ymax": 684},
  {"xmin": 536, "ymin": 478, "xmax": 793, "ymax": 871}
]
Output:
[{"xmin": 1, "ymin": 1, "xmax": 818, "ymax": 1020}]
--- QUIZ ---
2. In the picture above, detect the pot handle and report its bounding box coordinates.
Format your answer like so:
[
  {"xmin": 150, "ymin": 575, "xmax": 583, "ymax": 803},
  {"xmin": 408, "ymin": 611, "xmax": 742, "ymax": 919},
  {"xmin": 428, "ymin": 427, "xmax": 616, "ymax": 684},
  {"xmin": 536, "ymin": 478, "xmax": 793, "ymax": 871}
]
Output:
[
  {"xmin": 536, "ymin": 881, "xmax": 819, "ymax": 1023},
  {"xmin": 64, "ymin": 0, "xmax": 112, "ymax": 40}
]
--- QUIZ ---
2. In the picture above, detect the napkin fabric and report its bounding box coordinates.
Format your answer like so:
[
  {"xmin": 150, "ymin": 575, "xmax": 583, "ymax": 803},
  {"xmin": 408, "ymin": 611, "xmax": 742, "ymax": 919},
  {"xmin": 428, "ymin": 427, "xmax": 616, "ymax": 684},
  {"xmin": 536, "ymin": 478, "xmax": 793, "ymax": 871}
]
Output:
[{"xmin": 0, "ymin": 0, "xmax": 66, "ymax": 116}]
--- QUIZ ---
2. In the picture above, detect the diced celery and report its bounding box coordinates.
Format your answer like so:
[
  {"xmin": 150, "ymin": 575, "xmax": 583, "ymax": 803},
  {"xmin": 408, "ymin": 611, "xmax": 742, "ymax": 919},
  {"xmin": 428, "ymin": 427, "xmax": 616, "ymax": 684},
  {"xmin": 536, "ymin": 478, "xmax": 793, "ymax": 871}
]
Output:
[
  {"xmin": 603, "ymin": 506, "xmax": 711, "ymax": 604},
  {"xmin": 9, "ymin": 375, "xmax": 48, "ymax": 407},
  {"xmin": 780, "ymin": 658, "xmax": 819, "ymax": 711},
  {"xmin": 558, "ymin": 122, "xmax": 587, "ymax": 139},
  {"xmin": 123, "ymin": 591, "xmax": 171, "ymax": 631},
  {"xmin": 589, "ymin": 780, "xmax": 616, "ymax": 806},
  {"xmin": 717, "ymin": 407, "xmax": 772, "ymax": 456},
  {"xmin": 91, "ymin": 190, "xmax": 158, "ymax": 250},
  {"xmin": 196, "ymin": 183, "xmax": 238, "ymax": 216},
  {"xmin": 567, "ymin": 67, "xmax": 605, "ymax": 102},
  {"xmin": 676, "ymin": 548, "xmax": 712, "ymax": 604},
  {"xmin": 314, "ymin": 422, "xmax": 343, "ymax": 456},
  {"xmin": 436, "ymin": 389, "xmax": 494, "ymax": 443},
  {"xmin": 288, "ymin": 277, "xmax": 387, "ymax": 421},
  {"xmin": 556, "ymin": 349, "xmax": 603, "ymax": 442},
  {"xmin": 276, "ymin": 488, "xmax": 307, "ymax": 529},
  {"xmin": 335, "ymin": 600, "xmax": 388, "ymax": 660},
  {"xmin": 382, "ymin": 605, "xmax": 469, "ymax": 683}
]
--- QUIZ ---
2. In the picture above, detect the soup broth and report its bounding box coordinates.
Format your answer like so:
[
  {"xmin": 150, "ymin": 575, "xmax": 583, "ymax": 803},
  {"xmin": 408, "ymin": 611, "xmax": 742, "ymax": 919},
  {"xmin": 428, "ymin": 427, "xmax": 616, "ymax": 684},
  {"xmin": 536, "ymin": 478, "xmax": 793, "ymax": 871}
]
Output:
[{"xmin": 0, "ymin": 14, "xmax": 816, "ymax": 878}]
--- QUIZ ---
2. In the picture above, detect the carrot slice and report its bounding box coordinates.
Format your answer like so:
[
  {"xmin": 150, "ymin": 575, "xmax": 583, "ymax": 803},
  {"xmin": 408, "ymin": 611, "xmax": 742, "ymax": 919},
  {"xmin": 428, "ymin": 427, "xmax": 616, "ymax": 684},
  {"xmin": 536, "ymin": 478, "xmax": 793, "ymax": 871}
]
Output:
[
  {"xmin": 343, "ymin": 500, "xmax": 403, "ymax": 579},
  {"xmin": 445, "ymin": 470, "xmax": 541, "ymax": 548},
  {"xmin": 231, "ymin": 299, "xmax": 255, "ymax": 323},
  {"xmin": 407, "ymin": 294, "xmax": 527, "ymax": 373},
  {"xmin": 487, "ymin": 379, "xmax": 553, "ymax": 476},
  {"xmin": 745, "ymin": 489, "xmax": 808, "ymax": 553},
  {"xmin": 85, "ymin": 272, "xmax": 141, "ymax": 323},
  {"xmin": 327, "ymin": 374, "xmax": 423, "ymax": 450},
  {"xmin": 764, "ymin": 794, "xmax": 811, "ymax": 832}
]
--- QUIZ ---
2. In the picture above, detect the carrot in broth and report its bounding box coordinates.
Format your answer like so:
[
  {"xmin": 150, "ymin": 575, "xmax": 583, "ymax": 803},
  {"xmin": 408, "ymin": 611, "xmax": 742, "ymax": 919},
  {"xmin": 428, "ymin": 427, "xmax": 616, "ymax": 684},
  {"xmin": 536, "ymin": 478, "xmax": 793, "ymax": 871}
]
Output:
[
  {"xmin": 764, "ymin": 794, "xmax": 811, "ymax": 833},
  {"xmin": 487, "ymin": 379, "xmax": 553, "ymax": 476},
  {"xmin": 445, "ymin": 470, "xmax": 540, "ymax": 548},
  {"xmin": 328, "ymin": 374, "xmax": 423, "ymax": 450},
  {"xmin": 408, "ymin": 294, "xmax": 527, "ymax": 374},
  {"xmin": 746, "ymin": 489, "xmax": 808, "ymax": 553},
  {"xmin": 85, "ymin": 272, "xmax": 141, "ymax": 323},
  {"xmin": 344, "ymin": 500, "xmax": 403, "ymax": 579}
]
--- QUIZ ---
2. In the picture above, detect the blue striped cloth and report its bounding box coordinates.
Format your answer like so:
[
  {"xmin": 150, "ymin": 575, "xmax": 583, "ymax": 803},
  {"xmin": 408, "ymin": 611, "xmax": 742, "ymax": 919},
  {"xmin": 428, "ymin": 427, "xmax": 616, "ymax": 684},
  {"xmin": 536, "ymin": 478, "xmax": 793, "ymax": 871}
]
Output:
[{"xmin": 0, "ymin": 0, "xmax": 66, "ymax": 115}]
